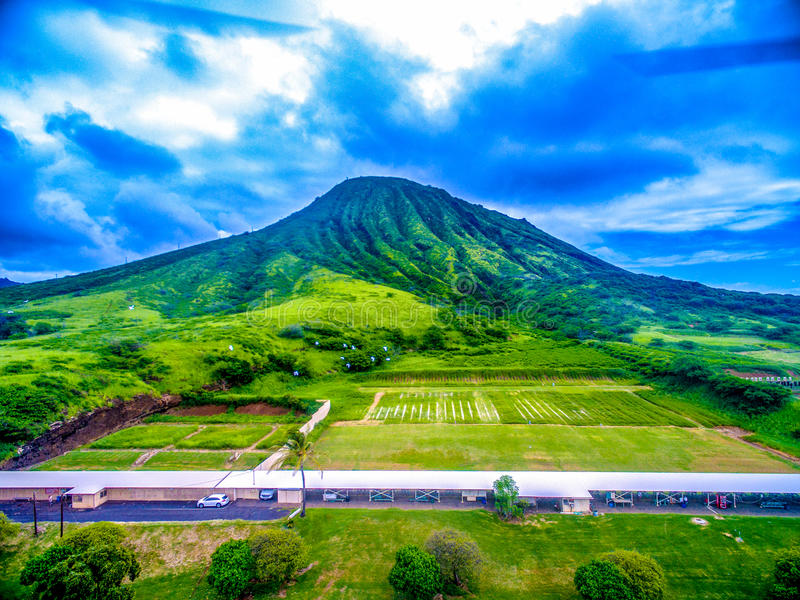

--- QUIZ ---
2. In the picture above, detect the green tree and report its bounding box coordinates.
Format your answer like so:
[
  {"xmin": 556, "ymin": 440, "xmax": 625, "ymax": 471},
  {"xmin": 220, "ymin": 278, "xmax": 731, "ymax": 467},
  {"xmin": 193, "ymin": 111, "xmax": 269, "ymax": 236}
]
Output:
[
  {"xmin": 250, "ymin": 529, "xmax": 308, "ymax": 588},
  {"xmin": 388, "ymin": 544, "xmax": 443, "ymax": 600},
  {"xmin": 604, "ymin": 550, "xmax": 665, "ymax": 600},
  {"xmin": 272, "ymin": 430, "xmax": 323, "ymax": 517},
  {"xmin": 767, "ymin": 547, "xmax": 800, "ymax": 600},
  {"xmin": 493, "ymin": 474, "xmax": 522, "ymax": 520},
  {"xmin": 574, "ymin": 559, "xmax": 634, "ymax": 600},
  {"xmin": 0, "ymin": 511, "xmax": 20, "ymax": 545},
  {"xmin": 424, "ymin": 529, "xmax": 482, "ymax": 591},
  {"xmin": 207, "ymin": 539, "xmax": 255, "ymax": 600},
  {"xmin": 20, "ymin": 522, "xmax": 140, "ymax": 600},
  {"xmin": 420, "ymin": 326, "xmax": 446, "ymax": 350}
]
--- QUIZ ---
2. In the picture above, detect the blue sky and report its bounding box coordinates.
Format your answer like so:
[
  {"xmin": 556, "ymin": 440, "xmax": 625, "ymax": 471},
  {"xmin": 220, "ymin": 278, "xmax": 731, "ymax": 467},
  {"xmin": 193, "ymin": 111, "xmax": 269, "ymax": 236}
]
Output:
[{"xmin": 0, "ymin": 0, "xmax": 798, "ymax": 293}]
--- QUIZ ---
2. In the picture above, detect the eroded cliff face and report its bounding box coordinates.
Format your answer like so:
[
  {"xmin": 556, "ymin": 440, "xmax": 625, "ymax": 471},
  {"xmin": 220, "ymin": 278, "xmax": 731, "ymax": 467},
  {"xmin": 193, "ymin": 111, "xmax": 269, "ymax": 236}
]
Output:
[{"xmin": 1, "ymin": 393, "xmax": 181, "ymax": 470}]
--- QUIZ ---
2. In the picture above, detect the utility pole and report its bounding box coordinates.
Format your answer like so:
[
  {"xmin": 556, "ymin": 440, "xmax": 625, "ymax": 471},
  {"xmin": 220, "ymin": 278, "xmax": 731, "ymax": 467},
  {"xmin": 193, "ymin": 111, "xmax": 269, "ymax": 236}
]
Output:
[
  {"xmin": 60, "ymin": 497, "xmax": 64, "ymax": 537},
  {"xmin": 32, "ymin": 492, "xmax": 38, "ymax": 537}
]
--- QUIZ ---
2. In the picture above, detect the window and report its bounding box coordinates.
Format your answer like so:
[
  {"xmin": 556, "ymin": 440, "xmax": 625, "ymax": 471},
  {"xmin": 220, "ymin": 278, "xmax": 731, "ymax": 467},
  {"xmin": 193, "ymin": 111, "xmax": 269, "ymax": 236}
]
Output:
[{"xmin": 99, "ymin": 490, "xmax": 107, "ymax": 498}]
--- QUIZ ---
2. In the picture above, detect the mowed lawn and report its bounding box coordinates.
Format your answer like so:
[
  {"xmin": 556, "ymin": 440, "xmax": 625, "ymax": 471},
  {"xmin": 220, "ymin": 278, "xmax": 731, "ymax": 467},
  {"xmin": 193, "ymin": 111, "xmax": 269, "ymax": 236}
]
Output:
[
  {"xmin": 369, "ymin": 388, "xmax": 693, "ymax": 426},
  {"xmin": 89, "ymin": 424, "xmax": 199, "ymax": 449},
  {"xmin": 2, "ymin": 511, "xmax": 798, "ymax": 600},
  {"xmin": 315, "ymin": 424, "xmax": 797, "ymax": 472},
  {"xmin": 174, "ymin": 425, "xmax": 274, "ymax": 449},
  {"xmin": 32, "ymin": 450, "xmax": 143, "ymax": 471}
]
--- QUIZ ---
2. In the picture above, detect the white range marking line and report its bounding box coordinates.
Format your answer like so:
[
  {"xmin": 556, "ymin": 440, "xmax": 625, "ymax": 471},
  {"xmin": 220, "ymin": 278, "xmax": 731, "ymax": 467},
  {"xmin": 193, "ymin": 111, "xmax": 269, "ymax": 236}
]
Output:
[
  {"xmin": 581, "ymin": 409, "xmax": 590, "ymax": 416},
  {"xmin": 459, "ymin": 400, "xmax": 465, "ymax": 421},
  {"xmin": 516, "ymin": 401, "xmax": 535, "ymax": 421},
  {"xmin": 539, "ymin": 400, "xmax": 568, "ymax": 423},
  {"xmin": 400, "ymin": 393, "xmax": 404, "ymax": 399},
  {"xmin": 468, "ymin": 401, "xmax": 474, "ymax": 420},
  {"xmin": 514, "ymin": 403, "xmax": 529, "ymax": 420},
  {"xmin": 376, "ymin": 407, "xmax": 384, "ymax": 420},
  {"xmin": 401, "ymin": 405, "xmax": 407, "ymax": 420},
  {"xmin": 531, "ymin": 397, "xmax": 559, "ymax": 421},
  {"xmin": 473, "ymin": 400, "xmax": 483, "ymax": 421},
  {"xmin": 411, "ymin": 405, "xmax": 416, "ymax": 420},
  {"xmin": 452, "ymin": 401, "xmax": 457, "ymax": 423},
  {"xmin": 394, "ymin": 405, "xmax": 401, "ymax": 417},
  {"xmin": 427, "ymin": 404, "xmax": 431, "ymax": 420},
  {"xmin": 490, "ymin": 402, "xmax": 500, "ymax": 421},
  {"xmin": 521, "ymin": 398, "xmax": 543, "ymax": 419},
  {"xmin": 437, "ymin": 403, "xmax": 441, "ymax": 421}
]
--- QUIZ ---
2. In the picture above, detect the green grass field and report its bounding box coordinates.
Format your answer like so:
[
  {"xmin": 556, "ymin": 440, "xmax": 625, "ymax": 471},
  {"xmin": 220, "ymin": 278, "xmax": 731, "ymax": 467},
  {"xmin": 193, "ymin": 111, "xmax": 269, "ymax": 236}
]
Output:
[
  {"xmin": 366, "ymin": 388, "xmax": 694, "ymax": 426},
  {"xmin": 255, "ymin": 425, "xmax": 294, "ymax": 450},
  {"xmin": 88, "ymin": 424, "xmax": 199, "ymax": 449},
  {"xmin": 2, "ymin": 511, "xmax": 798, "ymax": 600},
  {"xmin": 32, "ymin": 450, "xmax": 143, "ymax": 471},
  {"xmin": 137, "ymin": 451, "xmax": 233, "ymax": 470},
  {"xmin": 173, "ymin": 425, "xmax": 274, "ymax": 449},
  {"xmin": 313, "ymin": 424, "xmax": 796, "ymax": 472}
]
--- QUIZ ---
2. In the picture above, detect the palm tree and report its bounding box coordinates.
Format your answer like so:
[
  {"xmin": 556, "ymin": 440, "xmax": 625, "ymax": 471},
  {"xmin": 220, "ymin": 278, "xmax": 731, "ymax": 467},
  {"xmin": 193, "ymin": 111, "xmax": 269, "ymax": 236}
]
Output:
[{"xmin": 270, "ymin": 430, "xmax": 322, "ymax": 517}]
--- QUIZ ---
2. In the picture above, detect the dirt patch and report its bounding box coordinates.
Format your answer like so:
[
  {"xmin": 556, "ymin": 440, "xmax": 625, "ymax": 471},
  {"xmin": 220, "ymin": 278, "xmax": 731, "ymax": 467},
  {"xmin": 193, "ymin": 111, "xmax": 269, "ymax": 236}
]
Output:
[
  {"xmin": 168, "ymin": 404, "xmax": 228, "ymax": 416},
  {"xmin": 234, "ymin": 403, "xmax": 290, "ymax": 416},
  {"xmin": 691, "ymin": 517, "xmax": 708, "ymax": 526},
  {"xmin": 715, "ymin": 426, "xmax": 800, "ymax": 466},
  {"xmin": 714, "ymin": 426, "xmax": 753, "ymax": 439}
]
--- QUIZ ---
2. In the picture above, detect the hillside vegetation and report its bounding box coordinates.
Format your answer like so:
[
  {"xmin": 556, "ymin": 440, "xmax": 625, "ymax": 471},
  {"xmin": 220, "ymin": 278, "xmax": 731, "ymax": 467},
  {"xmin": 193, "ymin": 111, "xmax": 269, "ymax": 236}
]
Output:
[{"xmin": 0, "ymin": 176, "xmax": 798, "ymax": 461}]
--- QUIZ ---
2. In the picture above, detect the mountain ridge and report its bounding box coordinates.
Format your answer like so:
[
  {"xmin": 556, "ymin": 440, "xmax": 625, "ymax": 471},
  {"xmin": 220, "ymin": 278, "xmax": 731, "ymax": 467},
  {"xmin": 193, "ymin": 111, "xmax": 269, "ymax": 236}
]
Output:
[{"xmin": 1, "ymin": 176, "xmax": 798, "ymax": 338}]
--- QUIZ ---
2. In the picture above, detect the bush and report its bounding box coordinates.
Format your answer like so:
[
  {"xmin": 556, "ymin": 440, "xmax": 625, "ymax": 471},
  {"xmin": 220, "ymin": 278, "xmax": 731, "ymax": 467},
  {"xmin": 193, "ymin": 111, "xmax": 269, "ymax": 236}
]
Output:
[
  {"xmin": 277, "ymin": 324, "xmax": 305, "ymax": 339},
  {"xmin": 603, "ymin": 550, "xmax": 665, "ymax": 600},
  {"xmin": 767, "ymin": 547, "xmax": 800, "ymax": 600},
  {"xmin": 250, "ymin": 529, "xmax": 308, "ymax": 588},
  {"xmin": 31, "ymin": 321, "xmax": 57, "ymax": 336},
  {"xmin": 208, "ymin": 540, "xmax": 255, "ymax": 600},
  {"xmin": 0, "ymin": 512, "xmax": 20, "ymax": 545},
  {"xmin": 425, "ymin": 529, "xmax": 482, "ymax": 592},
  {"xmin": 20, "ymin": 522, "xmax": 140, "ymax": 600},
  {"xmin": 212, "ymin": 357, "xmax": 255, "ymax": 387},
  {"xmin": 574, "ymin": 559, "xmax": 634, "ymax": 600},
  {"xmin": 388, "ymin": 544, "xmax": 443, "ymax": 600},
  {"xmin": 421, "ymin": 326, "xmax": 447, "ymax": 350}
]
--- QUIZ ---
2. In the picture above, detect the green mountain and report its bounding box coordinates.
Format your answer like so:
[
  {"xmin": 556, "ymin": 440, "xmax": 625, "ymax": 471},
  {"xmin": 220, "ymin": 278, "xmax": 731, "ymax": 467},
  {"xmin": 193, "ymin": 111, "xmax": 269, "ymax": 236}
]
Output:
[
  {"xmin": 0, "ymin": 278, "xmax": 17, "ymax": 289},
  {"xmin": 1, "ymin": 176, "xmax": 799, "ymax": 340}
]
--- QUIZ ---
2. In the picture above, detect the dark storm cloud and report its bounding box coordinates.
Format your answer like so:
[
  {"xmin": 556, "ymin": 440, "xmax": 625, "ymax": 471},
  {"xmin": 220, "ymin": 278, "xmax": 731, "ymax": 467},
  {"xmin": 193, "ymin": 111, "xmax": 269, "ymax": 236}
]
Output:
[{"xmin": 44, "ymin": 108, "xmax": 181, "ymax": 177}]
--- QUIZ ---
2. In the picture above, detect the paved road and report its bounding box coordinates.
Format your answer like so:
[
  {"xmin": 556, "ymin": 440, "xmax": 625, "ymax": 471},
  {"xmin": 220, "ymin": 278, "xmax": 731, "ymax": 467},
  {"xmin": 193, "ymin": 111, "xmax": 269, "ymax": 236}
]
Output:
[{"xmin": 0, "ymin": 500, "xmax": 288, "ymax": 523}]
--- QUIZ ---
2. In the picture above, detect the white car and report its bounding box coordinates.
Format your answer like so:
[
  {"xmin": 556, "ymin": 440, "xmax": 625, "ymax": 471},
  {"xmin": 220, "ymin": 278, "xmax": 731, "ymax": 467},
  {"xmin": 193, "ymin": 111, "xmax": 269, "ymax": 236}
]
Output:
[{"xmin": 197, "ymin": 494, "xmax": 230, "ymax": 508}]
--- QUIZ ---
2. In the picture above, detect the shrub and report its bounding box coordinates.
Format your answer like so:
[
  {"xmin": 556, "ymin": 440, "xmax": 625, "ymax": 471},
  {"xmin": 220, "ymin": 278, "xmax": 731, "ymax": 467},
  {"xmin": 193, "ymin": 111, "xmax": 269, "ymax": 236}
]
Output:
[
  {"xmin": 603, "ymin": 550, "xmax": 665, "ymax": 600},
  {"xmin": 425, "ymin": 529, "xmax": 482, "ymax": 591},
  {"xmin": 388, "ymin": 544, "xmax": 443, "ymax": 600},
  {"xmin": 767, "ymin": 547, "xmax": 800, "ymax": 600},
  {"xmin": 0, "ymin": 512, "xmax": 20, "ymax": 545},
  {"xmin": 574, "ymin": 559, "xmax": 634, "ymax": 600},
  {"xmin": 32, "ymin": 321, "xmax": 57, "ymax": 336},
  {"xmin": 421, "ymin": 326, "xmax": 446, "ymax": 350},
  {"xmin": 212, "ymin": 357, "xmax": 255, "ymax": 387},
  {"xmin": 250, "ymin": 529, "xmax": 308, "ymax": 588},
  {"xmin": 20, "ymin": 522, "xmax": 140, "ymax": 600},
  {"xmin": 208, "ymin": 539, "xmax": 255, "ymax": 600},
  {"xmin": 277, "ymin": 324, "xmax": 304, "ymax": 339}
]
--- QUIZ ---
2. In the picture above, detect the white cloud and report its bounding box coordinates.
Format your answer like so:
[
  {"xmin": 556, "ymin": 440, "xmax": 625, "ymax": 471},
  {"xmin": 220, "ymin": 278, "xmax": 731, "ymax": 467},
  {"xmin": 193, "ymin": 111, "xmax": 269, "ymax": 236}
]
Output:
[
  {"xmin": 522, "ymin": 161, "xmax": 800, "ymax": 243},
  {"xmin": 134, "ymin": 96, "xmax": 238, "ymax": 148},
  {"xmin": 34, "ymin": 189, "xmax": 125, "ymax": 264},
  {"xmin": 318, "ymin": 0, "xmax": 600, "ymax": 112},
  {"xmin": 591, "ymin": 246, "xmax": 770, "ymax": 268}
]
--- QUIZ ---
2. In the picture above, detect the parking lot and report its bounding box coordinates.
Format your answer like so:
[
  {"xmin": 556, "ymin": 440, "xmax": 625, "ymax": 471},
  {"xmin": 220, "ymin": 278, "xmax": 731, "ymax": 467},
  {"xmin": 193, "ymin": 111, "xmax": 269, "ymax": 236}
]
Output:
[{"xmin": 0, "ymin": 499, "xmax": 288, "ymax": 523}]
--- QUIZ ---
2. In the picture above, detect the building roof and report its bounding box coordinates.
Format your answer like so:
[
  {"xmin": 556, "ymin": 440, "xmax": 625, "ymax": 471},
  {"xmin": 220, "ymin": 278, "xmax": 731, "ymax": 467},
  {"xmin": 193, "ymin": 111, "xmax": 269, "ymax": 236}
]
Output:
[{"xmin": 2, "ymin": 470, "xmax": 800, "ymax": 499}]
